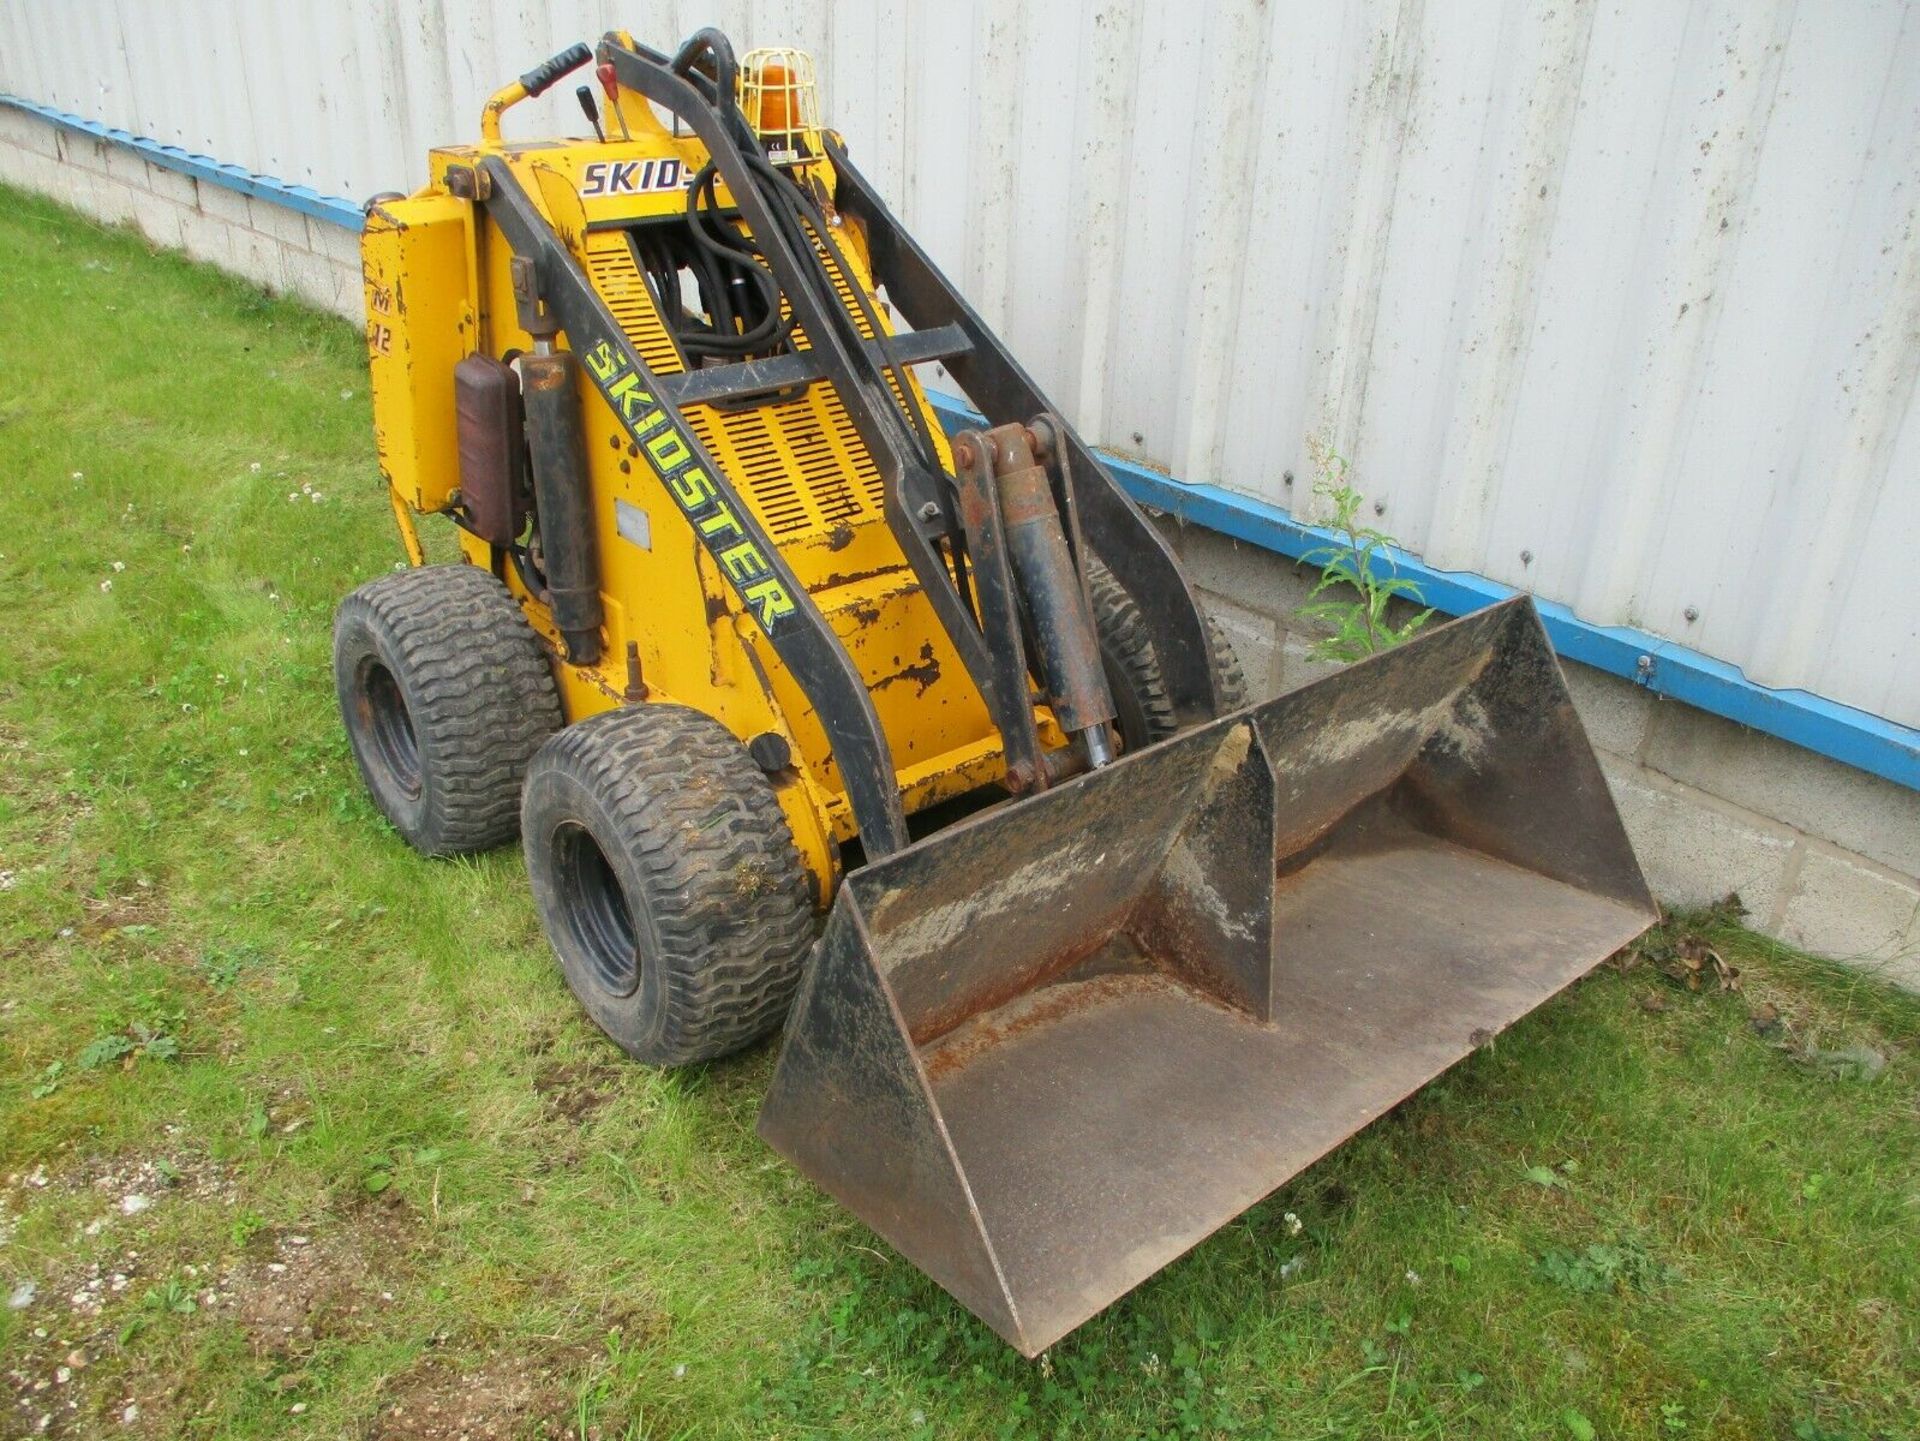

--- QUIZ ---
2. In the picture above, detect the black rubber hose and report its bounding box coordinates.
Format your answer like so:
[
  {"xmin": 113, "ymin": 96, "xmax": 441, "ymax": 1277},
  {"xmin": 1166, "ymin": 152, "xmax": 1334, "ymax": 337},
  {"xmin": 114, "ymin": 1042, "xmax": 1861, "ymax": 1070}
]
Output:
[
  {"xmin": 737, "ymin": 145, "xmax": 942, "ymax": 471},
  {"xmin": 681, "ymin": 164, "xmax": 790, "ymax": 356},
  {"xmin": 670, "ymin": 29, "xmax": 739, "ymax": 116}
]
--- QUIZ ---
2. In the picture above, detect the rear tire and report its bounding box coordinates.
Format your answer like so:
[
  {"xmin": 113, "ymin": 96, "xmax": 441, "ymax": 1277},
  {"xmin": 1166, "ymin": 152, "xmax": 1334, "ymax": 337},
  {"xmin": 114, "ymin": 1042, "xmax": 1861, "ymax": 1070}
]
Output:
[
  {"xmin": 333, "ymin": 564, "xmax": 562, "ymax": 856},
  {"xmin": 1087, "ymin": 561, "xmax": 1247, "ymax": 751},
  {"xmin": 520, "ymin": 704, "xmax": 814, "ymax": 1067}
]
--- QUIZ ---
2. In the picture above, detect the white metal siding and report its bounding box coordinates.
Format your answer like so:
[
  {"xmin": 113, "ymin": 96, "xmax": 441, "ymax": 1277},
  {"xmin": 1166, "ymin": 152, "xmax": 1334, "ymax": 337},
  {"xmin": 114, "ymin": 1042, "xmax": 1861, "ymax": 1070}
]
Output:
[{"xmin": 4, "ymin": 0, "xmax": 1915, "ymax": 725}]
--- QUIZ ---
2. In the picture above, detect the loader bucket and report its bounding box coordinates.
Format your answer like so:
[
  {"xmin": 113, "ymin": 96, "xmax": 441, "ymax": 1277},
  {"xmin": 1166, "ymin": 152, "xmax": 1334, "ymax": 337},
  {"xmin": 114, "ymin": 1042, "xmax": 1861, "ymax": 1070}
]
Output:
[{"xmin": 758, "ymin": 597, "xmax": 1656, "ymax": 1355}]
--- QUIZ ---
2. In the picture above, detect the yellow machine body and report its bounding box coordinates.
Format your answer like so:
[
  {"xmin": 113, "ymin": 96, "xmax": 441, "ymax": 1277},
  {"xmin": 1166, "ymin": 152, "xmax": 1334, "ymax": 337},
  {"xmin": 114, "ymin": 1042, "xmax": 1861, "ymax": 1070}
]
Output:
[
  {"xmin": 361, "ymin": 81, "xmax": 1053, "ymax": 900},
  {"xmin": 347, "ymin": 31, "xmax": 1657, "ymax": 1357}
]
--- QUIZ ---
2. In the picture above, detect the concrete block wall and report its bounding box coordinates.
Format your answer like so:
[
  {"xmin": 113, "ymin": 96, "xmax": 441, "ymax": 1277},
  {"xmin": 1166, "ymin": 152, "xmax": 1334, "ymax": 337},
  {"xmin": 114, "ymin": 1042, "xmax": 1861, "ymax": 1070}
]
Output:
[
  {"xmin": 5, "ymin": 102, "xmax": 1916, "ymax": 987},
  {"xmin": 0, "ymin": 106, "xmax": 361, "ymax": 322},
  {"xmin": 1166, "ymin": 524, "xmax": 1920, "ymax": 989}
]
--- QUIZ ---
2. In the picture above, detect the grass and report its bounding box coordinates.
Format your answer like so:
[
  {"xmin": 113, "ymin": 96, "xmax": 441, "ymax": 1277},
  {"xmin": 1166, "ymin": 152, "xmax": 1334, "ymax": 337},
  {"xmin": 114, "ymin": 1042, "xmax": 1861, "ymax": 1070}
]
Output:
[{"xmin": 0, "ymin": 184, "xmax": 1916, "ymax": 1440}]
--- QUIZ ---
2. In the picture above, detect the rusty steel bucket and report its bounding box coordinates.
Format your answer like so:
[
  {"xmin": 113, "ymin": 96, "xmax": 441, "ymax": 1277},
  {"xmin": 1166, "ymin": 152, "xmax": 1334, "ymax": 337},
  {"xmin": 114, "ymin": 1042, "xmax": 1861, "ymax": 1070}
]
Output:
[{"xmin": 758, "ymin": 597, "xmax": 1657, "ymax": 1355}]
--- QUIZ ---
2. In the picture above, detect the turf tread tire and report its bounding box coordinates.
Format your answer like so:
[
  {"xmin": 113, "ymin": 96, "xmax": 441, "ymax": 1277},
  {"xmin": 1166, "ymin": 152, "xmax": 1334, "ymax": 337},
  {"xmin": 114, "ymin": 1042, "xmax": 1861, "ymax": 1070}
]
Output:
[
  {"xmin": 333, "ymin": 564, "xmax": 562, "ymax": 857},
  {"xmin": 1087, "ymin": 560, "xmax": 1248, "ymax": 750},
  {"xmin": 521, "ymin": 704, "xmax": 814, "ymax": 1068}
]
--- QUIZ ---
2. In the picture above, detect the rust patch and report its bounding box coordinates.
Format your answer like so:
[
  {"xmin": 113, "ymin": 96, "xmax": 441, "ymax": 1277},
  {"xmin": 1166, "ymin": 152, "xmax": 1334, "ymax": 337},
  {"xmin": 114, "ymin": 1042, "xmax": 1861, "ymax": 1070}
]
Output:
[
  {"xmin": 872, "ymin": 641, "xmax": 943, "ymax": 698},
  {"xmin": 909, "ymin": 926, "xmax": 1129, "ymax": 1054},
  {"xmin": 817, "ymin": 564, "xmax": 899, "ymax": 590},
  {"xmin": 920, "ymin": 970, "xmax": 1197, "ymax": 1081},
  {"xmin": 826, "ymin": 521, "xmax": 857, "ymax": 551}
]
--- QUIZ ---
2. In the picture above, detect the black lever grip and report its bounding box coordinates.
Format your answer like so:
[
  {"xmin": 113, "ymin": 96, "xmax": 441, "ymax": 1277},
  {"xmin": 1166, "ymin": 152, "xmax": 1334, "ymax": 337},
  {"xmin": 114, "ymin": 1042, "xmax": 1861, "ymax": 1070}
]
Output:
[{"xmin": 519, "ymin": 42, "xmax": 592, "ymax": 99}]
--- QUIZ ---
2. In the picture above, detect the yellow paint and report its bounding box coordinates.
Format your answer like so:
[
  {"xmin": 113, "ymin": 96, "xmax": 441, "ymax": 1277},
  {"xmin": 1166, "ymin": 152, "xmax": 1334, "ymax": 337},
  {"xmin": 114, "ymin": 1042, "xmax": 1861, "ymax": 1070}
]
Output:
[
  {"xmin": 368, "ymin": 68, "xmax": 1057, "ymax": 906},
  {"xmin": 361, "ymin": 193, "xmax": 470, "ymax": 515}
]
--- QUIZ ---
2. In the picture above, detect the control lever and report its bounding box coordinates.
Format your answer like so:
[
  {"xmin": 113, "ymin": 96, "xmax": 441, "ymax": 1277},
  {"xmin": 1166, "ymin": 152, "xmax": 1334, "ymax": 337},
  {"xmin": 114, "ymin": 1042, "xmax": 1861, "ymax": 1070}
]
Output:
[{"xmin": 575, "ymin": 85, "xmax": 605, "ymax": 141}]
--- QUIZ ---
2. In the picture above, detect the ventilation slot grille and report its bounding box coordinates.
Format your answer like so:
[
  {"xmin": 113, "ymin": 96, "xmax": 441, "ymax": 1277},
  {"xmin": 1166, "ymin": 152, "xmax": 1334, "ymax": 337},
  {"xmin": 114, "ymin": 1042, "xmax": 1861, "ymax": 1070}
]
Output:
[{"xmin": 582, "ymin": 228, "xmax": 892, "ymax": 540}]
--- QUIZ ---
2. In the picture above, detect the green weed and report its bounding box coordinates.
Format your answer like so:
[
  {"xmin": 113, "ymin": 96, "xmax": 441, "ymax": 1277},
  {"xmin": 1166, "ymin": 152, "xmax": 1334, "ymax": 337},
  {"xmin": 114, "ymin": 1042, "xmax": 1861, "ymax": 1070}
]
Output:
[{"xmin": 1297, "ymin": 438, "xmax": 1435, "ymax": 661}]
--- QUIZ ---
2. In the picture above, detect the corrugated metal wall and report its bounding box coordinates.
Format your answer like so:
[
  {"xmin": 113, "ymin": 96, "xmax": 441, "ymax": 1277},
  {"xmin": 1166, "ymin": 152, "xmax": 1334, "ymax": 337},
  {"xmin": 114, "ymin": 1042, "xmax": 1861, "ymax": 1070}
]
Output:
[{"xmin": 4, "ymin": 0, "xmax": 1916, "ymax": 726}]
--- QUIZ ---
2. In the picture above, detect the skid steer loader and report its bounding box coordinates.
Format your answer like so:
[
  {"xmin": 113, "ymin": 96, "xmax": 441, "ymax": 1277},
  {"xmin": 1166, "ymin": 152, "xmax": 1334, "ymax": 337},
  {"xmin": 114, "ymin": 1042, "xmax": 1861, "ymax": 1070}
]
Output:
[{"xmin": 337, "ymin": 28, "xmax": 1657, "ymax": 1355}]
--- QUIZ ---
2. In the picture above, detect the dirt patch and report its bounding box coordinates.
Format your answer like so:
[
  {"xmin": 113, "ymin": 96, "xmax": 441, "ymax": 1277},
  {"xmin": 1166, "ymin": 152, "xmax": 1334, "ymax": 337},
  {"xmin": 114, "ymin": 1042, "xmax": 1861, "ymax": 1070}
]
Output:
[
  {"xmin": 2, "ymin": 1148, "xmax": 419, "ymax": 1436},
  {"xmin": 227, "ymin": 1206, "xmax": 416, "ymax": 1358},
  {"xmin": 369, "ymin": 1347, "xmax": 590, "ymax": 1441},
  {"xmin": 533, "ymin": 1060, "xmax": 622, "ymax": 1125},
  {"xmin": 4, "ymin": 1261, "xmax": 145, "ymax": 1439},
  {"xmin": 2, "ymin": 1149, "xmax": 236, "ymax": 1439}
]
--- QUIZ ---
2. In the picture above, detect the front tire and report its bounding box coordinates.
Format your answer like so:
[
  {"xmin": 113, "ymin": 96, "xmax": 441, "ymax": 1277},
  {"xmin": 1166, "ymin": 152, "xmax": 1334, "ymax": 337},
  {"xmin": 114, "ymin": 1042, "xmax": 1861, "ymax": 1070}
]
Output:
[
  {"xmin": 332, "ymin": 564, "xmax": 562, "ymax": 856},
  {"xmin": 1087, "ymin": 561, "xmax": 1248, "ymax": 751},
  {"xmin": 520, "ymin": 705, "xmax": 814, "ymax": 1067}
]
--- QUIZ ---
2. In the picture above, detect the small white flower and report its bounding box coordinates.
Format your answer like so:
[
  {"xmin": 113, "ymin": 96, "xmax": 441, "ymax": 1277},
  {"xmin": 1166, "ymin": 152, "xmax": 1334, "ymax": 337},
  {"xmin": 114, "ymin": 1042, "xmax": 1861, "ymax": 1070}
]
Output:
[
  {"xmin": 214, "ymin": 673, "xmax": 228, "ymax": 685},
  {"xmin": 237, "ymin": 749, "xmax": 248, "ymax": 757},
  {"xmin": 71, "ymin": 471, "xmax": 83, "ymax": 480},
  {"xmin": 288, "ymin": 493, "xmax": 299, "ymax": 503},
  {"xmin": 111, "ymin": 560, "xmax": 125, "ymax": 573},
  {"xmin": 1405, "ymin": 1269, "xmax": 1421, "ymax": 1287},
  {"xmin": 180, "ymin": 544, "xmax": 191, "ymax": 554},
  {"xmin": 339, "ymin": 389, "xmax": 354, "ymax": 401},
  {"xmin": 99, "ymin": 579, "xmax": 112, "ymax": 593},
  {"xmin": 1283, "ymin": 1211, "xmax": 1303, "ymax": 1236},
  {"xmin": 310, "ymin": 492, "xmax": 324, "ymax": 503},
  {"xmin": 673, "ymin": 1364, "xmax": 687, "ymax": 1379},
  {"xmin": 249, "ymin": 462, "xmax": 261, "ymax": 473}
]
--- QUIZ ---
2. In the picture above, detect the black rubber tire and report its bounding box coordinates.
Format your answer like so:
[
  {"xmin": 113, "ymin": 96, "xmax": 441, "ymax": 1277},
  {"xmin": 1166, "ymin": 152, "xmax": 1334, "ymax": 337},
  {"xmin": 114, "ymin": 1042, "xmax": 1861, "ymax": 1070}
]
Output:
[
  {"xmin": 1087, "ymin": 561, "xmax": 1248, "ymax": 751},
  {"xmin": 520, "ymin": 704, "xmax": 814, "ymax": 1067},
  {"xmin": 333, "ymin": 564, "xmax": 562, "ymax": 857}
]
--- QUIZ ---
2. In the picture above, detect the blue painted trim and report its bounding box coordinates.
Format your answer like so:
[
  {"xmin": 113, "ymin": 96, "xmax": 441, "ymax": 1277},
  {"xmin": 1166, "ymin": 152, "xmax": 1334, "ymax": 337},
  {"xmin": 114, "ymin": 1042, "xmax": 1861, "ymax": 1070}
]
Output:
[
  {"xmin": 0, "ymin": 94, "xmax": 362, "ymax": 231},
  {"xmin": 926, "ymin": 393, "xmax": 1920, "ymax": 791}
]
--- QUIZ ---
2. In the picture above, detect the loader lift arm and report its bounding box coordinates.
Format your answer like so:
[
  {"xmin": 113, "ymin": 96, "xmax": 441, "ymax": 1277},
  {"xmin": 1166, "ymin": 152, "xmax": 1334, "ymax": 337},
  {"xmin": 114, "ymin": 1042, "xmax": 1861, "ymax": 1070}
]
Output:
[
  {"xmin": 598, "ymin": 32, "xmax": 1233, "ymax": 784},
  {"xmin": 823, "ymin": 137, "xmax": 1227, "ymax": 730},
  {"xmin": 476, "ymin": 155, "xmax": 913, "ymax": 855}
]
